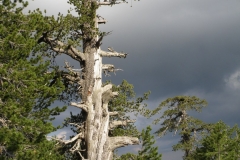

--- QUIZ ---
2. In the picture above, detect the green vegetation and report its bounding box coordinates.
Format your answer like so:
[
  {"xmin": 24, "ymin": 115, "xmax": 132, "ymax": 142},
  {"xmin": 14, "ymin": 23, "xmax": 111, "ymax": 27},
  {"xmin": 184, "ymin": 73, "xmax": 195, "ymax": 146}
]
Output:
[
  {"xmin": 117, "ymin": 126, "xmax": 162, "ymax": 160},
  {"xmin": 192, "ymin": 121, "xmax": 240, "ymax": 160},
  {"xmin": 0, "ymin": 0, "xmax": 66, "ymax": 159}
]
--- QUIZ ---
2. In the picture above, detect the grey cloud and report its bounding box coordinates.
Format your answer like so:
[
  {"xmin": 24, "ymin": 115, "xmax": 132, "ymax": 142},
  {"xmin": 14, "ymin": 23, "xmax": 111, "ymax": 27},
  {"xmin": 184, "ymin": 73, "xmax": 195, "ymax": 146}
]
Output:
[{"xmin": 100, "ymin": 0, "xmax": 240, "ymax": 100}]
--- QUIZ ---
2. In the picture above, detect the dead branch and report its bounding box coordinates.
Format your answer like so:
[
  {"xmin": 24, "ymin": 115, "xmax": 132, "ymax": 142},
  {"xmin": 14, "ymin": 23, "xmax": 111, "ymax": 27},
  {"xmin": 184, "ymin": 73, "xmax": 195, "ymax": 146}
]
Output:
[
  {"xmin": 70, "ymin": 102, "xmax": 88, "ymax": 112},
  {"xmin": 99, "ymin": 49, "xmax": 127, "ymax": 58},
  {"xmin": 51, "ymin": 132, "xmax": 84, "ymax": 145},
  {"xmin": 102, "ymin": 64, "xmax": 123, "ymax": 76},
  {"xmin": 69, "ymin": 123, "xmax": 84, "ymax": 130},
  {"xmin": 97, "ymin": 1, "xmax": 123, "ymax": 5},
  {"xmin": 70, "ymin": 139, "xmax": 88, "ymax": 160},
  {"xmin": 109, "ymin": 120, "xmax": 136, "ymax": 129},
  {"xmin": 97, "ymin": 15, "xmax": 107, "ymax": 24},
  {"xmin": 64, "ymin": 61, "xmax": 81, "ymax": 73},
  {"xmin": 112, "ymin": 92, "xmax": 118, "ymax": 96},
  {"xmin": 0, "ymin": 118, "xmax": 9, "ymax": 127},
  {"xmin": 63, "ymin": 73, "xmax": 82, "ymax": 83},
  {"xmin": 102, "ymin": 90, "xmax": 118, "ymax": 104},
  {"xmin": 38, "ymin": 37, "xmax": 85, "ymax": 62},
  {"xmin": 102, "ymin": 64, "xmax": 115, "ymax": 71},
  {"xmin": 102, "ymin": 84, "xmax": 118, "ymax": 103},
  {"xmin": 159, "ymin": 126, "xmax": 169, "ymax": 137},
  {"xmin": 109, "ymin": 111, "xmax": 118, "ymax": 116},
  {"xmin": 102, "ymin": 84, "xmax": 112, "ymax": 94},
  {"xmin": 174, "ymin": 110, "xmax": 187, "ymax": 135},
  {"xmin": 108, "ymin": 136, "xmax": 139, "ymax": 150},
  {"xmin": 96, "ymin": 32, "xmax": 111, "ymax": 48}
]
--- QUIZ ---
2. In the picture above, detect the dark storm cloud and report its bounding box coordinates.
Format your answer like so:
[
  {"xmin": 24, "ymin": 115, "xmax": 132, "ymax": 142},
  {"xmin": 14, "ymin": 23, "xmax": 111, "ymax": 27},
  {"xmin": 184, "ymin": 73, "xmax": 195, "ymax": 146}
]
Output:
[
  {"xmin": 99, "ymin": 0, "xmax": 240, "ymax": 100},
  {"xmin": 98, "ymin": 2, "xmax": 240, "ymax": 158}
]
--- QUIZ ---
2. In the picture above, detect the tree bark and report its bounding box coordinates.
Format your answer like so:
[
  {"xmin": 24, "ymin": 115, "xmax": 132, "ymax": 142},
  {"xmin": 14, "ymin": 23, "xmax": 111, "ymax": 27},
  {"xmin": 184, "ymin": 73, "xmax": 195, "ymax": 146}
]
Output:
[
  {"xmin": 40, "ymin": 1, "xmax": 139, "ymax": 159},
  {"xmin": 81, "ymin": 2, "xmax": 139, "ymax": 158}
]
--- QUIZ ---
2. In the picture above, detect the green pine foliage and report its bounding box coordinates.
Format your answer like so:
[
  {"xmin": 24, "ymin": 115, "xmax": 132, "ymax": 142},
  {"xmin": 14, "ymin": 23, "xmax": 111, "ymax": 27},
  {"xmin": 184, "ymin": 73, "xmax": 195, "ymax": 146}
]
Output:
[
  {"xmin": 192, "ymin": 121, "xmax": 240, "ymax": 160},
  {"xmin": 137, "ymin": 126, "xmax": 162, "ymax": 160},
  {"xmin": 117, "ymin": 126, "xmax": 162, "ymax": 160},
  {"xmin": 108, "ymin": 80, "xmax": 151, "ymax": 137},
  {"xmin": 0, "ymin": 0, "xmax": 66, "ymax": 159},
  {"xmin": 152, "ymin": 96, "xmax": 210, "ymax": 159}
]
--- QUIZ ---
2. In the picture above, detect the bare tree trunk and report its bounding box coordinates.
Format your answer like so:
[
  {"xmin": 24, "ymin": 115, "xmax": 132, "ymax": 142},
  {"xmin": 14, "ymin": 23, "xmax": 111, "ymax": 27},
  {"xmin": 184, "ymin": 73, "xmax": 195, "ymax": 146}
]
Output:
[
  {"xmin": 40, "ymin": 0, "xmax": 139, "ymax": 159},
  {"xmin": 82, "ymin": 8, "xmax": 138, "ymax": 159}
]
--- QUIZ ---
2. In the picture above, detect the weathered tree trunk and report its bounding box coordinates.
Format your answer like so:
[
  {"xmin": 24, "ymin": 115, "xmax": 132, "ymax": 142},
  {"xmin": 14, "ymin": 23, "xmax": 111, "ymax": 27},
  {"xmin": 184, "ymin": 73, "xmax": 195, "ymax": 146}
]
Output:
[
  {"xmin": 81, "ymin": 4, "xmax": 139, "ymax": 159},
  {"xmin": 39, "ymin": 0, "xmax": 139, "ymax": 159}
]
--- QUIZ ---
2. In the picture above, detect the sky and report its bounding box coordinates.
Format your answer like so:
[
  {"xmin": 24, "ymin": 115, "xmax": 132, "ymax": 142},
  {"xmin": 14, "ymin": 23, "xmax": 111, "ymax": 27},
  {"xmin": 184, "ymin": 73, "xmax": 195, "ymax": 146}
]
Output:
[{"xmin": 28, "ymin": 0, "xmax": 240, "ymax": 159}]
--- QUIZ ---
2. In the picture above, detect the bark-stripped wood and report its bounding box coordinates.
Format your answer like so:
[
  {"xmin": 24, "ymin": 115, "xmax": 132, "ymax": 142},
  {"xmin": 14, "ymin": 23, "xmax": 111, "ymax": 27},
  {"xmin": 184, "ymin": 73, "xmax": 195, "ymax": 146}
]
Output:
[
  {"xmin": 99, "ymin": 49, "xmax": 127, "ymax": 58},
  {"xmin": 41, "ymin": 0, "xmax": 139, "ymax": 159}
]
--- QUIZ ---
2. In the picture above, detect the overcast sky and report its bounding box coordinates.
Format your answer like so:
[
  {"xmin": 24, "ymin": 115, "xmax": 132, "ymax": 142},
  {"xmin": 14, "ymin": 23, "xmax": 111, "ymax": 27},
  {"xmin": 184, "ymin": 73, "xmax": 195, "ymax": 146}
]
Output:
[{"xmin": 29, "ymin": 0, "xmax": 240, "ymax": 159}]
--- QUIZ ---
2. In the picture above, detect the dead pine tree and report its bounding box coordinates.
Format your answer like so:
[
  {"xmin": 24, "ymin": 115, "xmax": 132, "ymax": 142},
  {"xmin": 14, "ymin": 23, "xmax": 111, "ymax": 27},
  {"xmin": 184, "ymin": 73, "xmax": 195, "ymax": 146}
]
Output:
[{"xmin": 38, "ymin": 0, "xmax": 139, "ymax": 159}]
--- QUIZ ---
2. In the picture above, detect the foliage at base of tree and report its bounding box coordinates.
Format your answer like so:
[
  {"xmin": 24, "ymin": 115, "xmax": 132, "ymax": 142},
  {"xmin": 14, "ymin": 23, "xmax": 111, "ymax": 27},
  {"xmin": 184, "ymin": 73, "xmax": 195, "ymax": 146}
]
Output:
[
  {"xmin": 116, "ymin": 126, "xmax": 162, "ymax": 160},
  {"xmin": 108, "ymin": 80, "xmax": 151, "ymax": 137}
]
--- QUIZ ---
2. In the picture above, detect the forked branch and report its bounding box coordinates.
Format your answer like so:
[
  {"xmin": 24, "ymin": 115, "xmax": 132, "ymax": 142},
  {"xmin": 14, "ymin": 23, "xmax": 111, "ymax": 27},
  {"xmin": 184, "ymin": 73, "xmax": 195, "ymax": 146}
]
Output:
[
  {"xmin": 38, "ymin": 37, "xmax": 85, "ymax": 62},
  {"xmin": 70, "ymin": 102, "xmax": 88, "ymax": 112},
  {"xmin": 102, "ymin": 64, "xmax": 123, "ymax": 76},
  {"xmin": 50, "ymin": 132, "xmax": 83, "ymax": 145}
]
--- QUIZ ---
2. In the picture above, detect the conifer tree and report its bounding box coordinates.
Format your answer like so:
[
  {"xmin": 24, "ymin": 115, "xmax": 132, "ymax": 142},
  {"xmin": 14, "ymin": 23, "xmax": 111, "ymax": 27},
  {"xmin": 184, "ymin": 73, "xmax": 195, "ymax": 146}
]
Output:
[
  {"xmin": 152, "ymin": 96, "xmax": 210, "ymax": 159},
  {"xmin": 107, "ymin": 80, "xmax": 150, "ymax": 138},
  {"xmin": 137, "ymin": 126, "xmax": 162, "ymax": 160},
  {"xmin": 0, "ymin": 0, "xmax": 66, "ymax": 159},
  {"xmin": 192, "ymin": 121, "xmax": 240, "ymax": 160}
]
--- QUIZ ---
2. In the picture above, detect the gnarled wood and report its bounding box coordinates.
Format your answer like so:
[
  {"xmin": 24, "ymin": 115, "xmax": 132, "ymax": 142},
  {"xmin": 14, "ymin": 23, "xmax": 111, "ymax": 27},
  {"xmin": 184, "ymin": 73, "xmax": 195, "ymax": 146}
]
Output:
[{"xmin": 43, "ymin": 0, "xmax": 138, "ymax": 159}]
